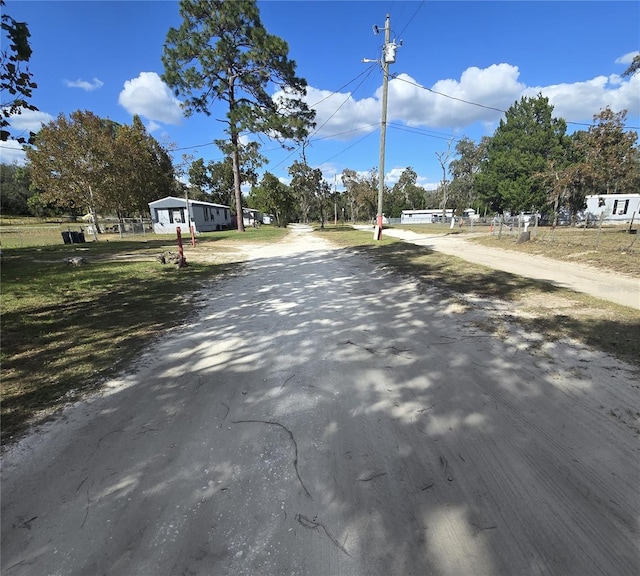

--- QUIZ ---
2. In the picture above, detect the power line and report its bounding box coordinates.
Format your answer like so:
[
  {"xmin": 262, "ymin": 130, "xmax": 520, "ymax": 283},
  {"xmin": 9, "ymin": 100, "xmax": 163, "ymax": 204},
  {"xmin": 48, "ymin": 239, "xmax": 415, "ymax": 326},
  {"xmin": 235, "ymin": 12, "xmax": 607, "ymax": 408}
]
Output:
[
  {"xmin": 388, "ymin": 122, "xmax": 466, "ymax": 143},
  {"xmin": 172, "ymin": 141, "xmax": 217, "ymax": 151},
  {"xmin": 309, "ymin": 63, "xmax": 378, "ymax": 138},
  {"xmin": 172, "ymin": 65, "xmax": 380, "ymax": 157},
  {"xmin": 308, "ymin": 65, "xmax": 377, "ymax": 109},
  {"xmin": 315, "ymin": 129, "xmax": 377, "ymax": 166},
  {"xmin": 271, "ymin": 65, "xmax": 380, "ymax": 170},
  {"xmin": 310, "ymin": 123, "xmax": 380, "ymax": 143},
  {"xmin": 391, "ymin": 73, "xmax": 505, "ymax": 114},
  {"xmin": 396, "ymin": 0, "xmax": 425, "ymax": 38},
  {"xmin": 390, "ymin": 73, "xmax": 640, "ymax": 131}
]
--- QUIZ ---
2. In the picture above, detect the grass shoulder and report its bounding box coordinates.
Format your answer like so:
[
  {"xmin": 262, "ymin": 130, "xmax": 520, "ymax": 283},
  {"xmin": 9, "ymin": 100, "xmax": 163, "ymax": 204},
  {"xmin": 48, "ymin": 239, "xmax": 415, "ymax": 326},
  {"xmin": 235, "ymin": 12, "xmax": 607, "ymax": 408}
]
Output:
[{"xmin": 466, "ymin": 225, "xmax": 639, "ymax": 278}]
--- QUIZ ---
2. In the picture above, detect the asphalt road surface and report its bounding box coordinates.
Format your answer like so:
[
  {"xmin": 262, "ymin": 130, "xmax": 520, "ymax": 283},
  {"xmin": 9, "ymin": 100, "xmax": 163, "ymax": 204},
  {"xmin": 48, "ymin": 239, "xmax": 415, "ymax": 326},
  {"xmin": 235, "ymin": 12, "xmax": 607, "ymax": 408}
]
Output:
[{"xmin": 2, "ymin": 228, "xmax": 639, "ymax": 575}]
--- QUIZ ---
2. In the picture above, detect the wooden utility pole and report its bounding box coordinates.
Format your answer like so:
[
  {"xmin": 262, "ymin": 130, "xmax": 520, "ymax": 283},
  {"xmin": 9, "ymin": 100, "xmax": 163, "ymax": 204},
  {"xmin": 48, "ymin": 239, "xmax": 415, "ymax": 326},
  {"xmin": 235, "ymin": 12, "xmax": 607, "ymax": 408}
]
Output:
[{"xmin": 364, "ymin": 14, "xmax": 399, "ymax": 240}]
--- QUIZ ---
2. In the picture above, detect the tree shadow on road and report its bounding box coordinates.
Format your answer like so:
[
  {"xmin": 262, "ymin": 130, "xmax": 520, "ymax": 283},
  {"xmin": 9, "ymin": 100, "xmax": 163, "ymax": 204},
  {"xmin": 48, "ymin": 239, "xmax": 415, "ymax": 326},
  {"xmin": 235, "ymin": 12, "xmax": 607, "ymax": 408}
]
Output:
[
  {"xmin": 355, "ymin": 241, "xmax": 561, "ymax": 299},
  {"xmin": 3, "ymin": 242, "xmax": 639, "ymax": 576}
]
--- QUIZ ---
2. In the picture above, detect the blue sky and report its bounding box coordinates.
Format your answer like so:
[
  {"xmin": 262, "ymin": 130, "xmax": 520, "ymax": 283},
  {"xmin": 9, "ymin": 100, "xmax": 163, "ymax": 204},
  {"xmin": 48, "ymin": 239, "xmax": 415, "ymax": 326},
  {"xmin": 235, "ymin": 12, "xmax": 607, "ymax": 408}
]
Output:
[{"xmin": 3, "ymin": 0, "xmax": 639, "ymax": 192}]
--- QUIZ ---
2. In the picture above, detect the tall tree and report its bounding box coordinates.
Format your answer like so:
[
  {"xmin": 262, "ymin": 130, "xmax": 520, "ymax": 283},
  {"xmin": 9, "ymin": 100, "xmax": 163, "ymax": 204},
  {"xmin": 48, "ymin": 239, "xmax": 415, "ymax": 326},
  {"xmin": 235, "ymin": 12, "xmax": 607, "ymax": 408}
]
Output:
[
  {"xmin": 189, "ymin": 142, "xmax": 263, "ymax": 206},
  {"xmin": 533, "ymin": 132, "xmax": 588, "ymax": 227},
  {"xmin": 476, "ymin": 94, "xmax": 567, "ymax": 213},
  {"xmin": 187, "ymin": 158, "xmax": 213, "ymax": 199},
  {"xmin": 248, "ymin": 171, "xmax": 294, "ymax": 226},
  {"xmin": 27, "ymin": 111, "xmax": 174, "ymax": 232},
  {"xmin": 387, "ymin": 167, "xmax": 425, "ymax": 216},
  {"xmin": 341, "ymin": 168, "xmax": 359, "ymax": 223},
  {"xmin": 288, "ymin": 159, "xmax": 319, "ymax": 224},
  {"xmin": 575, "ymin": 107, "xmax": 638, "ymax": 195},
  {"xmin": 449, "ymin": 136, "xmax": 487, "ymax": 213},
  {"xmin": 436, "ymin": 139, "xmax": 454, "ymax": 219},
  {"xmin": 0, "ymin": 0, "xmax": 38, "ymax": 143},
  {"xmin": 27, "ymin": 111, "xmax": 113, "ymax": 233},
  {"xmin": 0, "ymin": 162, "xmax": 32, "ymax": 214},
  {"xmin": 106, "ymin": 115, "xmax": 175, "ymax": 218},
  {"xmin": 341, "ymin": 168, "xmax": 378, "ymax": 223},
  {"xmin": 162, "ymin": 0, "xmax": 315, "ymax": 232}
]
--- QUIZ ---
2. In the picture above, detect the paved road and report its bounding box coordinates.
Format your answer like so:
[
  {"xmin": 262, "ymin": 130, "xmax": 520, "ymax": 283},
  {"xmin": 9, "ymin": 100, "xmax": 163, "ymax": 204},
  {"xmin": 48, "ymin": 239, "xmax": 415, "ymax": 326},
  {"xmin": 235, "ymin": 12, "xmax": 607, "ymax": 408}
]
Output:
[
  {"xmin": 373, "ymin": 227, "xmax": 640, "ymax": 309},
  {"xmin": 2, "ymin": 230, "xmax": 639, "ymax": 575}
]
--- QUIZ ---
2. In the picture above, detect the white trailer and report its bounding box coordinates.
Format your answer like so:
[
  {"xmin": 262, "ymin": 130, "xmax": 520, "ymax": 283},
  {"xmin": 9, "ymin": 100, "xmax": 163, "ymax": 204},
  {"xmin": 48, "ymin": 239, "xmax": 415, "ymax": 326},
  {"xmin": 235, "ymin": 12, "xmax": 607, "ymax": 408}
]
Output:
[
  {"xmin": 585, "ymin": 194, "xmax": 640, "ymax": 223},
  {"xmin": 148, "ymin": 196, "xmax": 233, "ymax": 234},
  {"xmin": 401, "ymin": 209, "xmax": 453, "ymax": 224}
]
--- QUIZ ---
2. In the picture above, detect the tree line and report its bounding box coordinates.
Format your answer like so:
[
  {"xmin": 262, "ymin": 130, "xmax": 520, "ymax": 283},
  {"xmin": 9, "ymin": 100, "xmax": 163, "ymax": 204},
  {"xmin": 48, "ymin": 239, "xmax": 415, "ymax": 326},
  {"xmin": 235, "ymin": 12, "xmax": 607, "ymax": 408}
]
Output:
[
  {"xmin": 3, "ymin": 95, "xmax": 638, "ymax": 228},
  {"xmin": 245, "ymin": 96, "xmax": 639, "ymax": 226}
]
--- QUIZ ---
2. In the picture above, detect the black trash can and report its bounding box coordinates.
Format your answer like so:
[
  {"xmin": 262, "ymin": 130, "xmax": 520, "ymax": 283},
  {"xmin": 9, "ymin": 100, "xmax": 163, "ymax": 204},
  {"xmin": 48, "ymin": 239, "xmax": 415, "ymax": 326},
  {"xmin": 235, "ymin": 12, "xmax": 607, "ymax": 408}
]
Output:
[{"xmin": 62, "ymin": 231, "xmax": 72, "ymax": 244}]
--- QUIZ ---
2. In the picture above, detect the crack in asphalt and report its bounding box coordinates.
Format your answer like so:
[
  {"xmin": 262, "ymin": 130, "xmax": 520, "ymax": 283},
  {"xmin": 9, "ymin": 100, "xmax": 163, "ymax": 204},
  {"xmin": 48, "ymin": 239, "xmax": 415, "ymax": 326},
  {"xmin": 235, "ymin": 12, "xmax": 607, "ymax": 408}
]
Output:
[
  {"xmin": 295, "ymin": 513, "xmax": 351, "ymax": 557},
  {"xmin": 232, "ymin": 419, "xmax": 312, "ymax": 499}
]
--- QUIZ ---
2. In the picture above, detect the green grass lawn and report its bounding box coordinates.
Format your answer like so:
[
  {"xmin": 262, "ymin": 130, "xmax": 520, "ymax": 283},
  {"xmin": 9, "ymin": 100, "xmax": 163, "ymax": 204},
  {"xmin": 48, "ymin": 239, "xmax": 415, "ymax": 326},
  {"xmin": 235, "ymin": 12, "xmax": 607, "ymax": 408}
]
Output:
[
  {"xmin": 0, "ymin": 226, "xmax": 287, "ymax": 444},
  {"xmin": 467, "ymin": 224, "xmax": 639, "ymax": 277}
]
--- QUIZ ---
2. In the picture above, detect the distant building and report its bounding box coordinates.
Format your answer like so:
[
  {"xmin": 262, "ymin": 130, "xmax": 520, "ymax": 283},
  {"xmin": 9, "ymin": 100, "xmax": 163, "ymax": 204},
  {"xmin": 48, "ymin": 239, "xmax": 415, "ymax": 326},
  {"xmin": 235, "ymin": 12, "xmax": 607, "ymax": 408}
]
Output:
[
  {"xmin": 586, "ymin": 194, "xmax": 640, "ymax": 223},
  {"xmin": 400, "ymin": 209, "xmax": 454, "ymax": 224},
  {"xmin": 243, "ymin": 208, "xmax": 263, "ymax": 227},
  {"xmin": 148, "ymin": 196, "xmax": 232, "ymax": 234}
]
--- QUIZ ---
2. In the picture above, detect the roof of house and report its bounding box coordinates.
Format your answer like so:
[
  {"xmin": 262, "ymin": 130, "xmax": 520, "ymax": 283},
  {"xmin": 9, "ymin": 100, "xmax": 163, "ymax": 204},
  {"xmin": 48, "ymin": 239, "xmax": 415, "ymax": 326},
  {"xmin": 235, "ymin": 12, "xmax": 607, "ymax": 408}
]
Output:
[
  {"xmin": 148, "ymin": 196, "xmax": 230, "ymax": 209},
  {"xmin": 586, "ymin": 194, "xmax": 640, "ymax": 199}
]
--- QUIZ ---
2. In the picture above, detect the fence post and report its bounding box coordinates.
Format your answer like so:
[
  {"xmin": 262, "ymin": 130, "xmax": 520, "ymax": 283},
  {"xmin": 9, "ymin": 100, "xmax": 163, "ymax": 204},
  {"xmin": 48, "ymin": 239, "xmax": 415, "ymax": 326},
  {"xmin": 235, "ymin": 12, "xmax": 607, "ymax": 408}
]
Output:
[{"xmin": 176, "ymin": 227, "xmax": 186, "ymax": 267}]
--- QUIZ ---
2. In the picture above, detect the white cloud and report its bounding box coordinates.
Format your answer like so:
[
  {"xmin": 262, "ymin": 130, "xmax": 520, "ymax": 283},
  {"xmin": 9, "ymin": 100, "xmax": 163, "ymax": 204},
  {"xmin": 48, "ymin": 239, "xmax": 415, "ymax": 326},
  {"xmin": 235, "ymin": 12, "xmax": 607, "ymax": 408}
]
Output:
[
  {"xmin": 388, "ymin": 65, "xmax": 526, "ymax": 129},
  {"xmin": 118, "ymin": 72, "xmax": 183, "ymax": 125},
  {"xmin": 0, "ymin": 109, "xmax": 55, "ymax": 164},
  {"xmin": 417, "ymin": 176, "xmax": 438, "ymax": 191},
  {"xmin": 306, "ymin": 61, "xmax": 640, "ymax": 142},
  {"xmin": 385, "ymin": 167, "xmax": 405, "ymax": 185},
  {"xmin": 385, "ymin": 166, "xmax": 437, "ymax": 190},
  {"xmin": 0, "ymin": 139, "xmax": 27, "ymax": 165},
  {"xmin": 303, "ymin": 64, "xmax": 524, "ymax": 140},
  {"xmin": 293, "ymin": 86, "xmax": 380, "ymax": 141},
  {"xmin": 7, "ymin": 109, "xmax": 54, "ymax": 133},
  {"xmin": 527, "ymin": 72, "xmax": 640, "ymax": 122},
  {"xmin": 146, "ymin": 120, "xmax": 161, "ymax": 133},
  {"xmin": 64, "ymin": 77, "xmax": 104, "ymax": 91},
  {"xmin": 615, "ymin": 51, "xmax": 639, "ymax": 65}
]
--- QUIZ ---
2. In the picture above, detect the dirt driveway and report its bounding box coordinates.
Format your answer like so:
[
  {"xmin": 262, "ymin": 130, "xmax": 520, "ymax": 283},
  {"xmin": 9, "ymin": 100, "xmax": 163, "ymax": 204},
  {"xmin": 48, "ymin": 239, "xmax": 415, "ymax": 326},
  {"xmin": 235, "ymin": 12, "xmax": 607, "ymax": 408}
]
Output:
[
  {"xmin": 374, "ymin": 227, "xmax": 640, "ymax": 309},
  {"xmin": 2, "ymin": 228, "xmax": 639, "ymax": 575}
]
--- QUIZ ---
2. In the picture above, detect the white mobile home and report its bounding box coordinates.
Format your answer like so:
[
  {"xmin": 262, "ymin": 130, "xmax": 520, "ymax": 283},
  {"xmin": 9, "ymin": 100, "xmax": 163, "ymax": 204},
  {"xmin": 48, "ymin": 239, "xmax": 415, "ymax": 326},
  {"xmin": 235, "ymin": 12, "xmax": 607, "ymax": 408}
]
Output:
[
  {"xmin": 401, "ymin": 209, "xmax": 454, "ymax": 224},
  {"xmin": 243, "ymin": 208, "xmax": 263, "ymax": 227},
  {"xmin": 148, "ymin": 196, "xmax": 232, "ymax": 234},
  {"xmin": 586, "ymin": 194, "xmax": 640, "ymax": 223}
]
